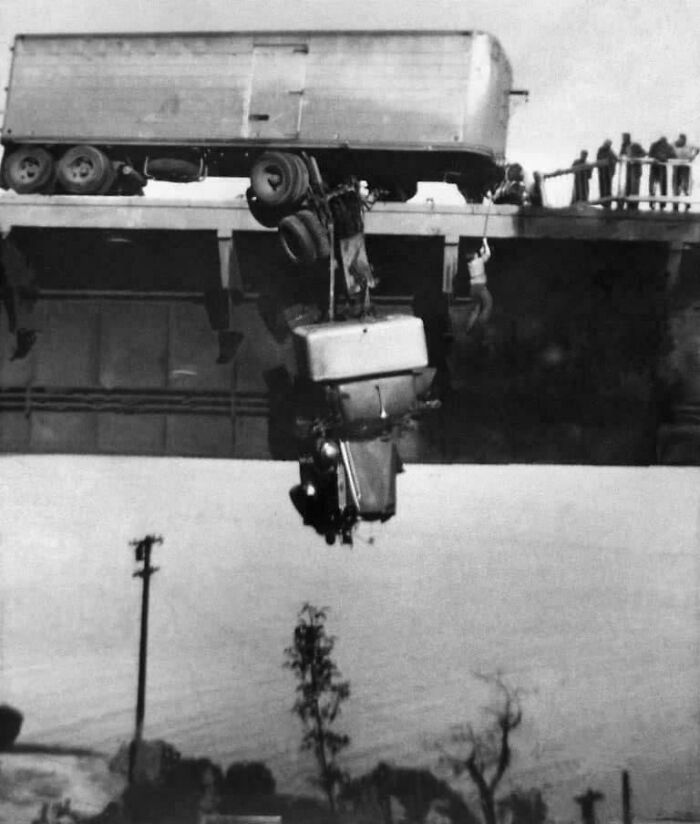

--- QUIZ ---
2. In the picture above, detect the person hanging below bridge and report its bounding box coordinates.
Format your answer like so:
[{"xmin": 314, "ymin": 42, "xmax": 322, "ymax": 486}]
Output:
[
  {"xmin": 648, "ymin": 136, "xmax": 676, "ymax": 210},
  {"xmin": 619, "ymin": 132, "xmax": 646, "ymax": 210},
  {"xmin": 595, "ymin": 139, "xmax": 617, "ymax": 208},
  {"xmin": 570, "ymin": 150, "xmax": 592, "ymax": 204},
  {"xmin": 0, "ymin": 232, "xmax": 39, "ymax": 361},
  {"xmin": 672, "ymin": 133, "xmax": 699, "ymax": 212},
  {"xmin": 466, "ymin": 238, "xmax": 493, "ymax": 325}
]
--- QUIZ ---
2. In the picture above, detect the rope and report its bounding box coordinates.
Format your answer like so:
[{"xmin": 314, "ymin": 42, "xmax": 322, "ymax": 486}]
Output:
[
  {"xmin": 328, "ymin": 222, "xmax": 335, "ymax": 321},
  {"xmin": 482, "ymin": 192, "xmax": 493, "ymax": 239}
]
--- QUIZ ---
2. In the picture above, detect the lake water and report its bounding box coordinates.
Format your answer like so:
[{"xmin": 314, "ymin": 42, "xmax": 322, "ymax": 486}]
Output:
[{"xmin": 1, "ymin": 457, "xmax": 698, "ymax": 822}]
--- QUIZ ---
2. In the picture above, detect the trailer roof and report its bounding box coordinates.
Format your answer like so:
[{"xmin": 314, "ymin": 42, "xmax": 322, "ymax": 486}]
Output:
[{"xmin": 13, "ymin": 28, "xmax": 489, "ymax": 40}]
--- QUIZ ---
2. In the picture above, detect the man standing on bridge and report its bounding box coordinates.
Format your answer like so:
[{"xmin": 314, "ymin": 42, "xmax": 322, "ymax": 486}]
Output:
[
  {"xmin": 595, "ymin": 139, "xmax": 617, "ymax": 207},
  {"xmin": 672, "ymin": 133, "xmax": 699, "ymax": 212},
  {"xmin": 570, "ymin": 150, "xmax": 592, "ymax": 204},
  {"xmin": 648, "ymin": 136, "xmax": 676, "ymax": 210},
  {"xmin": 619, "ymin": 133, "xmax": 646, "ymax": 210}
]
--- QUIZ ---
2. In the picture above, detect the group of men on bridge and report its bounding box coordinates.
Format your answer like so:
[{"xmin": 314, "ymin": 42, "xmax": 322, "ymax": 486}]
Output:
[{"xmin": 571, "ymin": 132, "xmax": 699, "ymax": 210}]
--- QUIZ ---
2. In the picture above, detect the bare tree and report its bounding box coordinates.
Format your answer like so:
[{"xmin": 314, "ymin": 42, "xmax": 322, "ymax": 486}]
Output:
[{"xmin": 438, "ymin": 673, "xmax": 524, "ymax": 824}]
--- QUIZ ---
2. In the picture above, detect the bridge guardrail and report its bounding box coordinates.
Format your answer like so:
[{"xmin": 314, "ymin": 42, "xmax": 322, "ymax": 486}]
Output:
[{"xmin": 536, "ymin": 157, "xmax": 696, "ymax": 210}]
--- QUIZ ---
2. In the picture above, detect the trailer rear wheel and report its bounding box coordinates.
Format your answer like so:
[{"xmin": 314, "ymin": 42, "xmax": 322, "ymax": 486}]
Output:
[
  {"xmin": 250, "ymin": 152, "xmax": 309, "ymax": 208},
  {"xmin": 2, "ymin": 146, "xmax": 54, "ymax": 194},
  {"xmin": 295, "ymin": 209, "xmax": 330, "ymax": 260},
  {"xmin": 246, "ymin": 186, "xmax": 289, "ymax": 228},
  {"xmin": 56, "ymin": 145, "xmax": 114, "ymax": 195},
  {"xmin": 279, "ymin": 211, "xmax": 323, "ymax": 266}
]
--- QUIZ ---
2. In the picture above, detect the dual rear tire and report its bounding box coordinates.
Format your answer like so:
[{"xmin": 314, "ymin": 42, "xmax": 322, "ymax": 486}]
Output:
[
  {"xmin": 1, "ymin": 146, "xmax": 54, "ymax": 193},
  {"xmin": 55, "ymin": 145, "xmax": 115, "ymax": 194},
  {"xmin": 248, "ymin": 151, "xmax": 328, "ymax": 266},
  {"xmin": 279, "ymin": 210, "xmax": 330, "ymax": 266},
  {"xmin": 249, "ymin": 151, "xmax": 309, "ymax": 209},
  {"xmin": 1, "ymin": 144, "xmax": 116, "ymax": 194}
]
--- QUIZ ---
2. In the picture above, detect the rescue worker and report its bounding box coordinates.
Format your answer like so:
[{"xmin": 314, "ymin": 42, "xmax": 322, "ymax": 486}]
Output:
[
  {"xmin": 619, "ymin": 133, "xmax": 645, "ymax": 210},
  {"xmin": 0, "ymin": 232, "xmax": 38, "ymax": 361},
  {"xmin": 672, "ymin": 133, "xmax": 699, "ymax": 212},
  {"xmin": 571, "ymin": 150, "xmax": 592, "ymax": 204},
  {"xmin": 466, "ymin": 238, "xmax": 493, "ymax": 324},
  {"xmin": 648, "ymin": 136, "xmax": 676, "ymax": 209},
  {"xmin": 492, "ymin": 163, "xmax": 528, "ymax": 205},
  {"xmin": 595, "ymin": 139, "xmax": 617, "ymax": 207}
]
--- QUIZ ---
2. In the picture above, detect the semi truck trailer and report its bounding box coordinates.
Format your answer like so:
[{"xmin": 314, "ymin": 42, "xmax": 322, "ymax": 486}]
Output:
[{"xmin": 0, "ymin": 29, "xmax": 513, "ymax": 200}]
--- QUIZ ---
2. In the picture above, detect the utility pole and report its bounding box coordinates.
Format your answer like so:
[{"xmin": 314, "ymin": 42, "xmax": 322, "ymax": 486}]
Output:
[
  {"xmin": 129, "ymin": 534, "xmax": 163, "ymax": 783},
  {"xmin": 622, "ymin": 770, "xmax": 632, "ymax": 824}
]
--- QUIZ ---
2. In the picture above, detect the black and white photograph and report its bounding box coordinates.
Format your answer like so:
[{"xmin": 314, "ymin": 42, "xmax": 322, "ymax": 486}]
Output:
[{"xmin": 0, "ymin": 2, "xmax": 698, "ymax": 823}]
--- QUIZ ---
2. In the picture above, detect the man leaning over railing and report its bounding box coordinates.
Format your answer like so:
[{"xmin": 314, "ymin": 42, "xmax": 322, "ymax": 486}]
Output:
[{"xmin": 672, "ymin": 133, "xmax": 699, "ymax": 212}]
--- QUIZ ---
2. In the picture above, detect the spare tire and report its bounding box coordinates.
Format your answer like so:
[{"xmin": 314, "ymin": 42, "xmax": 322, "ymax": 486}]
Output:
[
  {"xmin": 146, "ymin": 157, "xmax": 203, "ymax": 182},
  {"xmin": 250, "ymin": 152, "xmax": 309, "ymax": 208},
  {"xmin": 279, "ymin": 212, "xmax": 319, "ymax": 266}
]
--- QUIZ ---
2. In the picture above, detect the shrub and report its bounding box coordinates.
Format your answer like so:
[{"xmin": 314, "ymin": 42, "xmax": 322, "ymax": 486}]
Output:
[
  {"xmin": 341, "ymin": 762, "xmax": 480, "ymax": 824},
  {"xmin": 224, "ymin": 761, "xmax": 277, "ymax": 796}
]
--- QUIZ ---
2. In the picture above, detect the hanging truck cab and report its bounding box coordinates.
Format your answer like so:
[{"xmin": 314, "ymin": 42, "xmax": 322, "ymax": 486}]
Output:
[{"xmin": 290, "ymin": 315, "xmax": 436, "ymax": 545}]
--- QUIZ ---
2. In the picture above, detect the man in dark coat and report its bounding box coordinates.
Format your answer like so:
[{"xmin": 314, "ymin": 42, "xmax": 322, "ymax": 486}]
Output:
[
  {"xmin": 571, "ymin": 150, "xmax": 592, "ymax": 204},
  {"xmin": 595, "ymin": 139, "xmax": 617, "ymax": 207},
  {"xmin": 619, "ymin": 133, "xmax": 646, "ymax": 209},
  {"xmin": 648, "ymin": 136, "xmax": 676, "ymax": 209}
]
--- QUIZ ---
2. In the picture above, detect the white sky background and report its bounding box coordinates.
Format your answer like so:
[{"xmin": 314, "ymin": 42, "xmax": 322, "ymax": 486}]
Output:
[{"xmin": 1, "ymin": 0, "xmax": 700, "ymax": 200}]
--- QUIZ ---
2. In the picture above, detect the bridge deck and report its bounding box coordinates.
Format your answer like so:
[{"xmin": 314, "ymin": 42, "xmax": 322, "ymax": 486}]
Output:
[{"xmin": 2, "ymin": 195, "xmax": 700, "ymax": 244}]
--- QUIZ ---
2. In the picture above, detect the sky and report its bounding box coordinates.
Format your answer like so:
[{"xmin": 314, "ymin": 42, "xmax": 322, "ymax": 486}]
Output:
[{"xmin": 1, "ymin": 0, "xmax": 700, "ymax": 180}]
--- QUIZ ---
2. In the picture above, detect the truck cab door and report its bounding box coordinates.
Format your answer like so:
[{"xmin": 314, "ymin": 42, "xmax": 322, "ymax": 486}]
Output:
[{"xmin": 247, "ymin": 43, "xmax": 308, "ymax": 140}]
